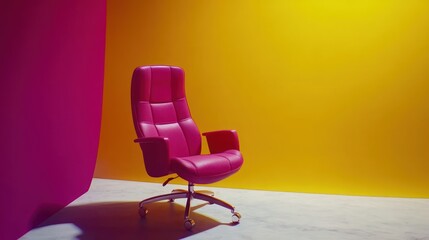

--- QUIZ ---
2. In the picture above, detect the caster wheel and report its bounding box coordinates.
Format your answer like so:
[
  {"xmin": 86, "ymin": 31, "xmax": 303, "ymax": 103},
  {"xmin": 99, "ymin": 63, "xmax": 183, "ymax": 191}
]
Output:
[
  {"xmin": 232, "ymin": 212, "xmax": 241, "ymax": 224},
  {"xmin": 139, "ymin": 207, "xmax": 148, "ymax": 218},
  {"xmin": 184, "ymin": 219, "xmax": 195, "ymax": 230},
  {"xmin": 169, "ymin": 199, "xmax": 175, "ymax": 203}
]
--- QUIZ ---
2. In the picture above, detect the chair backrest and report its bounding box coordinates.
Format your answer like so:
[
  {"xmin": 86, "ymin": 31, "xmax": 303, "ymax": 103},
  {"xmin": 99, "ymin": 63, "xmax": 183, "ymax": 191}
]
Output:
[{"xmin": 131, "ymin": 66, "xmax": 201, "ymax": 158}]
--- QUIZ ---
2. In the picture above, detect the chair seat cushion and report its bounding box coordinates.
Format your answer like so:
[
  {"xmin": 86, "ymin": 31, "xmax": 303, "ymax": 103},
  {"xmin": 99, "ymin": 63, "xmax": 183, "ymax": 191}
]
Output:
[{"xmin": 170, "ymin": 150, "xmax": 243, "ymax": 184}]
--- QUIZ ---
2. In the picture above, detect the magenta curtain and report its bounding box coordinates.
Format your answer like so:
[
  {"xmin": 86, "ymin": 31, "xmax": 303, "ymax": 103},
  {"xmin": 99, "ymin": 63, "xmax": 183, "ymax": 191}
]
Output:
[{"xmin": 0, "ymin": 1, "xmax": 106, "ymax": 239}]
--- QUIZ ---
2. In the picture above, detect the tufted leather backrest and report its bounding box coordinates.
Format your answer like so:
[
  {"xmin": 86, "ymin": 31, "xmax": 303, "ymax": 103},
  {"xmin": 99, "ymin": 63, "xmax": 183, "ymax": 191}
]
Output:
[{"xmin": 131, "ymin": 66, "xmax": 202, "ymax": 157}]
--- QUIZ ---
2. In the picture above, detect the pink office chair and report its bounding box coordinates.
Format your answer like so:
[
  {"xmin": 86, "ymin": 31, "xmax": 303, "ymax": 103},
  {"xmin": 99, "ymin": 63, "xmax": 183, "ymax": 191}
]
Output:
[{"xmin": 131, "ymin": 66, "xmax": 244, "ymax": 230}]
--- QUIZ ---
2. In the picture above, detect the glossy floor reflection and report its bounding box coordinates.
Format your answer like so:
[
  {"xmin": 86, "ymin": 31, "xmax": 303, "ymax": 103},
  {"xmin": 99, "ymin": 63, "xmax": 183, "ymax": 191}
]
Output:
[{"xmin": 22, "ymin": 178, "xmax": 429, "ymax": 240}]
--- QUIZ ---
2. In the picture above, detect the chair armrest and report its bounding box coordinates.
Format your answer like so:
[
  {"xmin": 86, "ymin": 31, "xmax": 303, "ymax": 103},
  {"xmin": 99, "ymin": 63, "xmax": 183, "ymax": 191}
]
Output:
[
  {"xmin": 202, "ymin": 130, "xmax": 240, "ymax": 154},
  {"xmin": 134, "ymin": 137, "xmax": 170, "ymax": 177}
]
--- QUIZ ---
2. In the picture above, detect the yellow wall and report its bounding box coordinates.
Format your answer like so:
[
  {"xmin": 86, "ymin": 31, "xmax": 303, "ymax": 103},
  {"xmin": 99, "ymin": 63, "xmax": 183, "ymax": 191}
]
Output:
[{"xmin": 96, "ymin": 0, "xmax": 429, "ymax": 198}]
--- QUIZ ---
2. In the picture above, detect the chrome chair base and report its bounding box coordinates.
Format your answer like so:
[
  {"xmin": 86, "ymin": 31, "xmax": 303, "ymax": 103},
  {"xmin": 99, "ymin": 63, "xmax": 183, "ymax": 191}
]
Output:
[{"xmin": 138, "ymin": 182, "xmax": 241, "ymax": 230}]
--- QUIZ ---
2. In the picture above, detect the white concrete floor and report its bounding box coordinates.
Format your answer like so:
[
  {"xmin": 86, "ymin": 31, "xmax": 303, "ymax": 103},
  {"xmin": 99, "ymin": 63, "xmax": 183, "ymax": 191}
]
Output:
[{"xmin": 21, "ymin": 178, "xmax": 429, "ymax": 240}]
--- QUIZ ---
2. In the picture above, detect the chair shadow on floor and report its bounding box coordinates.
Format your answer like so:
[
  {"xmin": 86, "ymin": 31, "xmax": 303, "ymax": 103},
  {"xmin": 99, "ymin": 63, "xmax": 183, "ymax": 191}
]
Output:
[{"xmin": 33, "ymin": 201, "xmax": 233, "ymax": 240}]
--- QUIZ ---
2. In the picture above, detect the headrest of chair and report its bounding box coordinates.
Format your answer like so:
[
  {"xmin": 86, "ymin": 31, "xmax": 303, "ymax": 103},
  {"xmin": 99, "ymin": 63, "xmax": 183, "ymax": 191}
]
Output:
[{"xmin": 132, "ymin": 65, "xmax": 185, "ymax": 103}]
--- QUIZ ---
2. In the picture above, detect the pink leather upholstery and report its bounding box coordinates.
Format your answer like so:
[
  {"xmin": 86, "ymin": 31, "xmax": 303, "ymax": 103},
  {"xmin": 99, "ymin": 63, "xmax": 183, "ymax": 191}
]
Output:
[{"xmin": 131, "ymin": 66, "xmax": 243, "ymax": 184}]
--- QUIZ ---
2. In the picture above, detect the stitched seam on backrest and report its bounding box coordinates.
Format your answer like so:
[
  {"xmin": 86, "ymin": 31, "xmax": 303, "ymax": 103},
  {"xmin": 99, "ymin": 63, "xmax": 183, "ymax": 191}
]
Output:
[
  {"xmin": 150, "ymin": 66, "xmax": 160, "ymax": 137},
  {"xmin": 171, "ymin": 67, "xmax": 191, "ymax": 156},
  {"xmin": 140, "ymin": 117, "xmax": 192, "ymax": 125}
]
